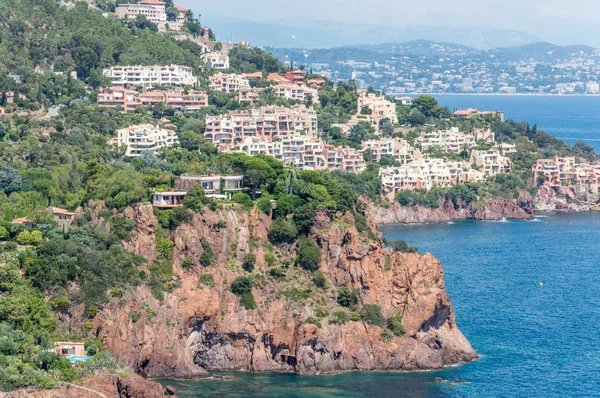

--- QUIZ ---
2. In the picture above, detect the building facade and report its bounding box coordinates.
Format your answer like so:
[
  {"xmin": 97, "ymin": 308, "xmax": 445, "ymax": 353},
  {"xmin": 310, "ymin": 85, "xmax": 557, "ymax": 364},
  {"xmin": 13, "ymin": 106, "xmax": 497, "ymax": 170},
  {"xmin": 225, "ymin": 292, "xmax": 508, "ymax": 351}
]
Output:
[
  {"xmin": 103, "ymin": 65, "xmax": 197, "ymax": 88},
  {"xmin": 115, "ymin": 1, "xmax": 167, "ymax": 24},
  {"xmin": 98, "ymin": 87, "xmax": 208, "ymax": 112},
  {"xmin": 273, "ymin": 83, "xmax": 319, "ymax": 103},
  {"xmin": 117, "ymin": 124, "xmax": 178, "ymax": 157},
  {"xmin": 203, "ymin": 53, "xmax": 230, "ymax": 71},
  {"xmin": 357, "ymin": 91, "xmax": 398, "ymax": 124},
  {"xmin": 208, "ymin": 73, "xmax": 250, "ymax": 93}
]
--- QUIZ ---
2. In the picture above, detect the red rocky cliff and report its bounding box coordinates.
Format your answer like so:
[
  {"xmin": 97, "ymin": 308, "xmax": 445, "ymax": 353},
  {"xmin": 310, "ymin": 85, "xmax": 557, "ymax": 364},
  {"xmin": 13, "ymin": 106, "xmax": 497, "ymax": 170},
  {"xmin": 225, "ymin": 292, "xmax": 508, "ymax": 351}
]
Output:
[
  {"xmin": 92, "ymin": 203, "xmax": 477, "ymax": 377},
  {"xmin": 370, "ymin": 190, "xmax": 534, "ymax": 224}
]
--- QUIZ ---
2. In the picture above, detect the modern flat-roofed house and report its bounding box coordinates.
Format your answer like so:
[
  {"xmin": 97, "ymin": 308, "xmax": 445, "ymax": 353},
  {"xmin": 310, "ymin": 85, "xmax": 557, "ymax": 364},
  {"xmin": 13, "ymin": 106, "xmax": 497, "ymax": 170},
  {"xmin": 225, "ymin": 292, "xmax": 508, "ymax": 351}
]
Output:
[
  {"xmin": 208, "ymin": 73, "xmax": 250, "ymax": 93},
  {"xmin": 453, "ymin": 108, "xmax": 504, "ymax": 122},
  {"xmin": 117, "ymin": 124, "xmax": 178, "ymax": 157},
  {"xmin": 152, "ymin": 191, "xmax": 188, "ymax": 208},
  {"xmin": 153, "ymin": 175, "xmax": 245, "ymax": 207},
  {"xmin": 54, "ymin": 342, "xmax": 85, "ymax": 357},
  {"xmin": 273, "ymin": 83, "xmax": 319, "ymax": 103},
  {"xmin": 174, "ymin": 175, "xmax": 244, "ymax": 195},
  {"xmin": 203, "ymin": 52, "xmax": 230, "ymax": 71},
  {"xmin": 115, "ymin": 0, "xmax": 167, "ymax": 24}
]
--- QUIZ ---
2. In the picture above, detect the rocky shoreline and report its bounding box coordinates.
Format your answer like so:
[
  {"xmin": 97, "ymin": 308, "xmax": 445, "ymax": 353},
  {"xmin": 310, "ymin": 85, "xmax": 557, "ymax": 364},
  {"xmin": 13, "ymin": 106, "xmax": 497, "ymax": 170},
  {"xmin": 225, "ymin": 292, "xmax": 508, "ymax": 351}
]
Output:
[
  {"xmin": 370, "ymin": 185, "xmax": 600, "ymax": 226},
  {"xmin": 369, "ymin": 189, "xmax": 535, "ymax": 225},
  {"xmin": 78, "ymin": 203, "xmax": 478, "ymax": 379}
]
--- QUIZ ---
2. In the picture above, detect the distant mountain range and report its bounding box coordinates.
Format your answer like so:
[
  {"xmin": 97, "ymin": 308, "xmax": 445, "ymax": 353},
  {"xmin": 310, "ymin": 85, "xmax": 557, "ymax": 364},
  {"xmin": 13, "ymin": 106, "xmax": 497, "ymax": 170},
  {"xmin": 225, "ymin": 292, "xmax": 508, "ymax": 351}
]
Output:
[
  {"xmin": 268, "ymin": 41, "xmax": 598, "ymax": 66},
  {"xmin": 201, "ymin": 15, "xmax": 542, "ymax": 50}
]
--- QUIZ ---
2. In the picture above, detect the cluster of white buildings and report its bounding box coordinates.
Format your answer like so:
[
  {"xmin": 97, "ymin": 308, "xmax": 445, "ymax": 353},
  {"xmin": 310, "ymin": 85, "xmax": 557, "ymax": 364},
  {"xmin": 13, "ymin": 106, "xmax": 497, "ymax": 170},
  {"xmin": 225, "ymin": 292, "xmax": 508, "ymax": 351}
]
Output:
[
  {"xmin": 103, "ymin": 65, "xmax": 197, "ymax": 88},
  {"xmin": 204, "ymin": 105, "xmax": 318, "ymax": 145},
  {"xmin": 380, "ymin": 159, "xmax": 485, "ymax": 196},
  {"xmin": 377, "ymin": 128, "xmax": 513, "ymax": 199},
  {"xmin": 533, "ymin": 156, "xmax": 600, "ymax": 192},
  {"xmin": 117, "ymin": 124, "xmax": 178, "ymax": 157}
]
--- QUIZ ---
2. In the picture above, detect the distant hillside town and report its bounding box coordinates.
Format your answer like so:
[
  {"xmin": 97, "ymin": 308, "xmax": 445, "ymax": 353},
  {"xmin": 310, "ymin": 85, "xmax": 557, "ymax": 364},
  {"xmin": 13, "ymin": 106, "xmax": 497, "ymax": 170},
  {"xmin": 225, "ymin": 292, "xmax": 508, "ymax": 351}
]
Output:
[{"xmin": 270, "ymin": 41, "xmax": 600, "ymax": 95}]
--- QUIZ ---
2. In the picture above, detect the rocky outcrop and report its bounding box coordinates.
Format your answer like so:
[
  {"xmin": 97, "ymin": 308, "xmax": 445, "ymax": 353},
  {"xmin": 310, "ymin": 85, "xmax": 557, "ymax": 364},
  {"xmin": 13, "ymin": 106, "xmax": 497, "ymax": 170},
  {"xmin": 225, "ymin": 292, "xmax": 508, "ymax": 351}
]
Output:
[
  {"xmin": 7, "ymin": 372, "xmax": 175, "ymax": 398},
  {"xmin": 370, "ymin": 190, "xmax": 534, "ymax": 224},
  {"xmin": 535, "ymin": 184, "xmax": 600, "ymax": 212},
  {"xmin": 92, "ymin": 203, "xmax": 477, "ymax": 377}
]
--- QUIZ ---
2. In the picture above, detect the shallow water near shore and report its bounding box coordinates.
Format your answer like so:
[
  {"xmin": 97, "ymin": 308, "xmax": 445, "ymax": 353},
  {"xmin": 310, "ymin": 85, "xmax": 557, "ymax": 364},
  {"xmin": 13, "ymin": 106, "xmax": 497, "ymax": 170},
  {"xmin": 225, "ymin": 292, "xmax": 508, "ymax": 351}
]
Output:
[{"xmin": 160, "ymin": 212, "xmax": 600, "ymax": 397}]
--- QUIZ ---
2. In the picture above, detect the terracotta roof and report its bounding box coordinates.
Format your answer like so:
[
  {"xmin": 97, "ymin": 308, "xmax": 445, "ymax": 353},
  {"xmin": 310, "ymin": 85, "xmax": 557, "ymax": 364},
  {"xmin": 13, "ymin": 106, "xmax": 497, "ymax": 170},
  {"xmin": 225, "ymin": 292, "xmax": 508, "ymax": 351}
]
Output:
[
  {"xmin": 49, "ymin": 207, "xmax": 74, "ymax": 216},
  {"xmin": 174, "ymin": 5, "xmax": 188, "ymax": 12},
  {"xmin": 11, "ymin": 217, "xmax": 30, "ymax": 224}
]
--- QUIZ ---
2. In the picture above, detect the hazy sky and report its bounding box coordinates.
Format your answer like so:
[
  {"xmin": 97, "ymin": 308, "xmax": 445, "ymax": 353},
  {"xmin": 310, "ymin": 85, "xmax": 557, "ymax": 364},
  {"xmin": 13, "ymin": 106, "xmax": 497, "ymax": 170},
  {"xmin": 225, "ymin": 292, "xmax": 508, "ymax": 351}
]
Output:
[{"xmin": 179, "ymin": 0, "xmax": 600, "ymax": 46}]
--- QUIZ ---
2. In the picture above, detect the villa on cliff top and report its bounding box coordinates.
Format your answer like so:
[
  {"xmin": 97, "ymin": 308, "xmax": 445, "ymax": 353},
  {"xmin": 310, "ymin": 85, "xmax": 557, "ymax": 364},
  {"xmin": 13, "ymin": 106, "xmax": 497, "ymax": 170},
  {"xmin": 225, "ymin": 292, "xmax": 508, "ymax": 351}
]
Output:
[{"xmin": 152, "ymin": 174, "xmax": 245, "ymax": 208}]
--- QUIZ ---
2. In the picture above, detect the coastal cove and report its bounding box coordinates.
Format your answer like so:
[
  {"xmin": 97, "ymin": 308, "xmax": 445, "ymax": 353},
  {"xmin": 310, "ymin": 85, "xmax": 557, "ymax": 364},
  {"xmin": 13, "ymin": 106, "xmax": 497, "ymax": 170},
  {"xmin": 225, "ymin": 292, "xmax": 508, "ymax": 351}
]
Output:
[{"xmin": 161, "ymin": 212, "xmax": 600, "ymax": 397}]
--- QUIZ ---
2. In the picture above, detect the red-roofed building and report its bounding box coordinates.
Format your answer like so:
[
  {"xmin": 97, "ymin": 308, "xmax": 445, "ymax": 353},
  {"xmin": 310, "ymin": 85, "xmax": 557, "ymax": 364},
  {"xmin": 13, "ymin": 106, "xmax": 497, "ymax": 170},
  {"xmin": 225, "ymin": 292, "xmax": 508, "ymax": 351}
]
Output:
[{"xmin": 284, "ymin": 70, "xmax": 306, "ymax": 85}]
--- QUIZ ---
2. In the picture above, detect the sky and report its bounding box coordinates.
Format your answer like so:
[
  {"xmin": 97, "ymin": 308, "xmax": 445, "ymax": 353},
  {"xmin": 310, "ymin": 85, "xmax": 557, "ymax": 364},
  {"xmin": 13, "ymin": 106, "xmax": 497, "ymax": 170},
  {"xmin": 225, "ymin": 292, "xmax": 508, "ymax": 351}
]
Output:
[{"xmin": 178, "ymin": 0, "xmax": 600, "ymax": 47}]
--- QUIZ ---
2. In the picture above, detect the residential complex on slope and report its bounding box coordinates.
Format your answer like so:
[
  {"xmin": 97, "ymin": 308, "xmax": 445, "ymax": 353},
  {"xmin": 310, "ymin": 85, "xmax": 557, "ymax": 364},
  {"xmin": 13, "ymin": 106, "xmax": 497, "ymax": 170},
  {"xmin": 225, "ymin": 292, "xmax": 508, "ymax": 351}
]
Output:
[
  {"xmin": 97, "ymin": 87, "xmax": 208, "ymax": 112},
  {"xmin": 117, "ymin": 124, "xmax": 178, "ymax": 156},
  {"xmin": 103, "ymin": 65, "xmax": 197, "ymax": 88}
]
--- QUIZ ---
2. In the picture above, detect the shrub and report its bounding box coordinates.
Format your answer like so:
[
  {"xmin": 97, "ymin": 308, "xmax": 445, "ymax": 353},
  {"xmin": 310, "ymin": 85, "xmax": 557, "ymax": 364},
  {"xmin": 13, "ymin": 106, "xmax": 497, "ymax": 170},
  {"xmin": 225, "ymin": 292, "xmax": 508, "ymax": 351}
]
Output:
[
  {"xmin": 337, "ymin": 286, "xmax": 360, "ymax": 308},
  {"xmin": 381, "ymin": 328, "xmax": 394, "ymax": 342},
  {"xmin": 16, "ymin": 230, "xmax": 43, "ymax": 245},
  {"xmin": 0, "ymin": 226, "xmax": 8, "ymax": 239},
  {"xmin": 242, "ymin": 252, "xmax": 256, "ymax": 272},
  {"xmin": 184, "ymin": 184, "xmax": 209, "ymax": 212},
  {"xmin": 304, "ymin": 316, "xmax": 321, "ymax": 328},
  {"xmin": 199, "ymin": 239, "xmax": 216, "ymax": 267},
  {"xmin": 387, "ymin": 314, "xmax": 405, "ymax": 336},
  {"xmin": 181, "ymin": 257, "xmax": 193, "ymax": 269},
  {"xmin": 199, "ymin": 273, "xmax": 215, "ymax": 287},
  {"xmin": 257, "ymin": 197, "xmax": 272, "ymax": 215},
  {"xmin": 169, "ymin": 207, "xmax": 193, "ymax": 228},
  {"xmin": 130, "ymin": 310, "xmax": 142, "ymax": 323},
  {"xmin": 268, "ymin": 267, "xmax": 286, "ymax": 278},
  {"xmin": 331, "ymin": 311, "xmax": 349, "ymax": 324},
  {"xmin": 265, "ymin": 252, "xmax": 275, "ymax": 266},
  {"xmin": 240, "ymin": 293, "xmax": 256, "ymax": 309},
  {"xmin": 281, "ymin": 288, "xmax": 310, "ymax": 302},
  {"xmin": 359, "ymin": 304, "xmax": 385, "ymax": 327},
  {"xmin": 298, "ymin": 244, "xmax": 321, "ymax": 271},
  {"xmin": 50, "ymin": 296, "xmax": 70, "ymax": 312},
  {"xmin": 85, "ymin": 340, "xmax": 103, "ymax": 356},
  {"xmin": 231, "ymin": 276, "xmax": 252, "ymax": 296},
  {"xmin": 312, "ymin": 271, "xmax": 328, "ymax": 289},
  {"xmin": 392, "ymin": 240, "xmax": 418, "ymax": 253},
  {"xmin": 315, "ymin": 307, "xmax": 328, "ymax": 319},
  {"xmin": 268, "ymin": 218, "xmax": 298, "ymax": 244},
  {"xmin": 232, "ymin": 192, "xmax": 253, "ymax": 208}
]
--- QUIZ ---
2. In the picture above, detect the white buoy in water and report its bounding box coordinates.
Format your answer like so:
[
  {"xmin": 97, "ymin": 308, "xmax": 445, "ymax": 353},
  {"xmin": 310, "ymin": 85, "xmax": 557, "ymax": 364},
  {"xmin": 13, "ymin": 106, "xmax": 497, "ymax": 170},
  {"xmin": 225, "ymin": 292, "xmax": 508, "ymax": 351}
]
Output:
[{"xmin": 539, "ymin": 282, "xmax": 543, "ymax": 287}]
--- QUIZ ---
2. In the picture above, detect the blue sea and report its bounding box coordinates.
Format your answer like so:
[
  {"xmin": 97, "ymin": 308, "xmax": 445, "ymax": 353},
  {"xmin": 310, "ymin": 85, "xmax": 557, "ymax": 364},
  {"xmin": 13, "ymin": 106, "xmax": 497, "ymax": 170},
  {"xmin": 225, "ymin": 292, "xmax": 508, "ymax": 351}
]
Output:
[
  {"xmin": 161, "ymin": 212, "xmax": 600, "ymax": 397},
  {"xmin": 432, "ymin": 94, "xmax": 600, "ymax": 152}
]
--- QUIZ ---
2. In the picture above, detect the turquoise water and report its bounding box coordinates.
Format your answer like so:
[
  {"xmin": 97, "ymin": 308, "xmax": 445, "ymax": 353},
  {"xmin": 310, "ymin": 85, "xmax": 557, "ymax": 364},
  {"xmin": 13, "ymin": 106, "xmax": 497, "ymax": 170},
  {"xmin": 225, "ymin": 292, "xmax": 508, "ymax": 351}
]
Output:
[
  {"xmin": 161, "ymin": 212, "xmax": 600, "ymax": 397},
  {"xmin": 432, "ymin": 94, "xmax": 600, "ymax": 151},
  {"xmin": 67, "ymin": 355, "xmax": 92, "ymax": 363}
]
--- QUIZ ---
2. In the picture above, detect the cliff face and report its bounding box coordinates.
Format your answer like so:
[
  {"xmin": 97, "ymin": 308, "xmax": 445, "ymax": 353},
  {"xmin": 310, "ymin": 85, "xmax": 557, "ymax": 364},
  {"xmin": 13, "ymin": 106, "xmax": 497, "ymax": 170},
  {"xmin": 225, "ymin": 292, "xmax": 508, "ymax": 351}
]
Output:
[
  {"xmin": 8, "ymin": 372, "xmax": 176, "ymax": 398},
  {"xmin": 370, "ymin": 190, "xmax": 534, "ymax": 225},
  {"xmin": 535, "ymin": 184, "xmax": 600, "ymax": 212},
  {"xmin": 92, "ymin": 203, "xmax": 477, "ymax": 377}
]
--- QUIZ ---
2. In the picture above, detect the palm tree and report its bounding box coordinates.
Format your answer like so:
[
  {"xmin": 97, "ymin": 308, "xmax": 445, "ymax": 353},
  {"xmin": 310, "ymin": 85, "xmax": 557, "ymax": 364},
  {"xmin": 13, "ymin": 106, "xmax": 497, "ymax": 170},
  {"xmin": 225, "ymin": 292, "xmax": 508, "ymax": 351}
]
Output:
[
  {"xmin": 184, "ymin": 9, "xmax": 194, "ymax": 23},
  {"xmin": 286, "ymin": 163, "xmax": 300, "ymax": 195}
]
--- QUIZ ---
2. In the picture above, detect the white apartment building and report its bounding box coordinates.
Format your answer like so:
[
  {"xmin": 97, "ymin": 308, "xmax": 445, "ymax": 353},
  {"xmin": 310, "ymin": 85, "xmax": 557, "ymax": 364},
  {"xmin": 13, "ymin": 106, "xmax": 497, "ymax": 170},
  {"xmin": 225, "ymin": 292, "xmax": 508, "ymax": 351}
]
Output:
[
  {"xmin": 379, "ymin": 159, "xmax": 484, "ymax": 198},
  {"xmin": 203, "ymin": 53, "xmax": 230, "ymax": 71},
  {"xmin": 469, "ymin": 149, "xmax": 512, "ymax": 178},
  {"xmin": 103, "ymin": 65, "xmax": 197, "ymax": 88},
  {"xmin": 417, "ymin": 127, "xmax": 477, "ymax": 154},
  {"xmin": 117, "ymin": 124, "xmax": 179, "ymax": 157},
  {"xmin": 204, "ymin": 105, "xmax": 318, "ymax": 145},
  {"xmin": 273, "ymin": 83, "xmax": 319, "ymax": 103},
  {"xmin": 357, "ymin": 91, "xmax": 398, "ymax": 124},
  {"xmin": 208, "ymin": 73, "xmax": 250, "ymax": 93},
  {"xmin": 115, "ymin": 0, "xmax": 166, "ymax": 24},
  {"xmin": 361, "ymin": 138, "xmax": 422, "ymax": 164}
]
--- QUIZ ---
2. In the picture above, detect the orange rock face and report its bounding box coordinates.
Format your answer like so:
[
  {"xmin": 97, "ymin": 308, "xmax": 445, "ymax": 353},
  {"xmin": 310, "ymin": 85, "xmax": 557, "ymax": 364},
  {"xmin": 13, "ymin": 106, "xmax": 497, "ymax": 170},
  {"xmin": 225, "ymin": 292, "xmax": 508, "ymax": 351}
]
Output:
[
  {"xmin": 370, "ymin": 190, "xmax": 534, "ymax": 224},
  {"xmin": 94, "ymin": 203, "xmax": 477, "ymax": 377}
]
